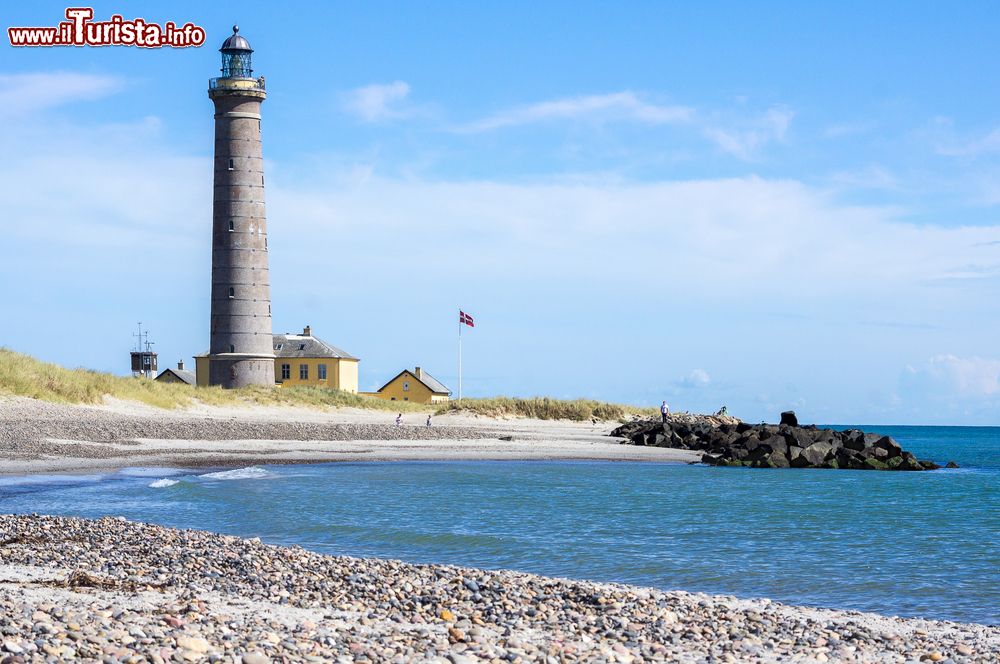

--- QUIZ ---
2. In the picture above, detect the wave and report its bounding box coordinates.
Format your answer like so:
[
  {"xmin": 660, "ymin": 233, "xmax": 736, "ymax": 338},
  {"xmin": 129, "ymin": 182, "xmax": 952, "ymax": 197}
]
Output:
[
  {"xmin": 148, "ymin": 478, "xmax": 180, "ymax": 488},
  {"xmin": 198, "ymin": 466, "xmax": 272, "ymax": 481},
  {"xmin": 117, "ymin": 467, "xmax": 187, "ymax": 478}
]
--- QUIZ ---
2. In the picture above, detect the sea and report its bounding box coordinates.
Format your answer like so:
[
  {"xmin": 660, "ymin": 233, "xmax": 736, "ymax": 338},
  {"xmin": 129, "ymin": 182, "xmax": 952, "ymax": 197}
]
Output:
[{"xmin": 1, "ymin": 425, "xmax": 997, "ymax": 625}]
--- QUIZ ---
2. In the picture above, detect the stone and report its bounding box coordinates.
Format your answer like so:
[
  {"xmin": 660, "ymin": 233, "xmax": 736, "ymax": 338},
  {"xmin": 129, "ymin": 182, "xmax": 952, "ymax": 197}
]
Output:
[
  {"xmin": 779, "ymin": 411, "xmax": 798, "ymax": 427},
  {"xmin": 241, "ymin": 654, "xmax": 269, "ymax": 664},
  {"xmin": 2, "ymin": 642, "xmax": 23, "ymax": 655},
  {"xmin": 761, "ymin": 436, "xmax": 788, "ymax": 456},
  {"xmin": 874, "ymin": 436, "xmax": 902, "ymax": 457},
  {"xmin": 767, "ymin": 451, "xmax": 790, "ymax": 468},
  {"xmin": 175, "ymin": 636, "xmax": 209, "ymax": 653},
  {"xmin": 863, "ymin": 458, "xmax": 888, "ymax": 471},
  {"xmin": 946, "ymin": 461, "xmax": 960, "ymax": 469},
  {"xmin": 842, "ymin": 430, "xmax": 866, "ymax": 451},
  {"xmin": 801, "ymin": 442, "xmax": 833, "ymax": 466}
]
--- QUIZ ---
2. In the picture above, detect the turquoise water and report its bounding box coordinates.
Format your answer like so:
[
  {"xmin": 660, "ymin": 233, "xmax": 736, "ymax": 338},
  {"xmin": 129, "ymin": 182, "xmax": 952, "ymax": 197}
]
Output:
[{"xmin": 1, "ymin": 425, "xmax": 997, "ymax": 625}]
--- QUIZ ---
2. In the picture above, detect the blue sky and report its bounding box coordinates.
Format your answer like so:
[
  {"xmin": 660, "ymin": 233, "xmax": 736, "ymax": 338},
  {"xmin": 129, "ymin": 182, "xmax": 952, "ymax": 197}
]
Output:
[{"xmin": 2, "ymin": 2, "xmax": 999, "ymax": 424}]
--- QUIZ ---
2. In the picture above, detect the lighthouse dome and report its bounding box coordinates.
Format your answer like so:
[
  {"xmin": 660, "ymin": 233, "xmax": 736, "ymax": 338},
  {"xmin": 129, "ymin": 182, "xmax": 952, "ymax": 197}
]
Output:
[{"xmin": 220, "ymin": 25, "xmax": 252, "ymax": 53}]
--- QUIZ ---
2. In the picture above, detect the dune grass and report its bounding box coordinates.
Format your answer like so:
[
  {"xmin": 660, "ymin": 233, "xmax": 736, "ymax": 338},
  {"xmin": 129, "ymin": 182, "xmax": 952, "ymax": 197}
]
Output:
[
  {"xmin": 0, "ymin": 349, "xmax": 655, "ymax": 420},
  {"xmin": 0, "ymin": 348, "xmax": 426, "ymax": 412},
  {"xmin": 435, "ymin": 396, "xmax": 658, "ymax": 422}
]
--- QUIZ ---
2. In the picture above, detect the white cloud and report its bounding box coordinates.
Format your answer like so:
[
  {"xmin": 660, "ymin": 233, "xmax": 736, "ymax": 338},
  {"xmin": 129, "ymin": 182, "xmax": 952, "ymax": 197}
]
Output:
[
  {"xmin": 455, "ymin": 91, "xmax": 694, "ymax": 132},
  {"xmin": 0, "ymin": 72, "xmax": 122, "ymax": 118},
  {"xmin": 680, "ymin": 369, "xmax": 712, "ymax": 389},
  {"xmin": 457, "ymin": 92, "xmax": 791, "ymax": 160},
  {"xmin": 702, "ymin": 106, "xmax": 794, "ymax": 160},
  {"xmin": 905, "ymin": 355, "xmax": 1000, "ymax": 397},
  {"xmin": 341, "ymin": 81, "xmax": 411, "ymax": 122},
  {"xmin": 937, "ymin": 128, "xmax": 1000, "ymax": 157}
]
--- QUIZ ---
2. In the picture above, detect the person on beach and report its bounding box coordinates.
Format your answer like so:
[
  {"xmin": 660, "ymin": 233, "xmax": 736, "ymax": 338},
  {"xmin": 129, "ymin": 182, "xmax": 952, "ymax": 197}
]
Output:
[
  {"xmin": 426, "ymin": 415, "xmax": 432, "ymax": 427},
  {"xmin": 661, "ymin": 401, "xmax": 670, "ymax": 423},
  {"xmin": 395, "ymin": 413, "xmax": 402, "ymax": 426}
]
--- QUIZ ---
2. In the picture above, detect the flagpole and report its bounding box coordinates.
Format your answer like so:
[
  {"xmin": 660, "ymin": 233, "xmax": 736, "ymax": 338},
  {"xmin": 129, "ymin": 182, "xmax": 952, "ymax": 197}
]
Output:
[{"xmin": 458, "ymin": 312, "xmax": 463, "ymax": 402}]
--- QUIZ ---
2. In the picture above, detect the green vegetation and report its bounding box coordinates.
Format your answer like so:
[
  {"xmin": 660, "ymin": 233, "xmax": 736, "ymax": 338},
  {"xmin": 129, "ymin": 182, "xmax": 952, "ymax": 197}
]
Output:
[
  {"xmin": 0, "ymin": 349, "xmax": 657, "ymax": 420},
  {"xmin": 435, "ymin": 397, "xmax": 658, "ymax": 422},
  {"xmin": 0, "ymin": 348, "xmax": 426, "ymax": 411}
]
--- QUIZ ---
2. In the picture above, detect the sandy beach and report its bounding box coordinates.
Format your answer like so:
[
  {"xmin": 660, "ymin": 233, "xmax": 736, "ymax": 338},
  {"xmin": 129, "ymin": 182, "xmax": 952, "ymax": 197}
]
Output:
[{"xmin": 0, "ymin": 396, "xmax": 699, "ymax": 476}]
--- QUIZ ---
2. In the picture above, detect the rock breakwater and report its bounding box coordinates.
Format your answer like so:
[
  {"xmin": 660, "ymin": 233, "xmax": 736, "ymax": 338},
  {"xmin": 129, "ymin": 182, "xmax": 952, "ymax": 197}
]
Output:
[{"xmin": 611, "ymin": 415, "xmax": 943, "ymax": 471}]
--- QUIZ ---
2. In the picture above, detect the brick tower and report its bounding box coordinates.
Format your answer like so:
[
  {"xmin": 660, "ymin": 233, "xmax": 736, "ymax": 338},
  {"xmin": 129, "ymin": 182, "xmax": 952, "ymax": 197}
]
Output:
[{"xmin": 206, "ymin": 26, "xmax": 274, "ymax": 388}]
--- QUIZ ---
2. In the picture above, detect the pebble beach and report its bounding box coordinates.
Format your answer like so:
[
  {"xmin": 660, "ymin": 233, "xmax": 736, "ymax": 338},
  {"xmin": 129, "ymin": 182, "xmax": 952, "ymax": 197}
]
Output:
[{"xmin": 0, "ymin": 515, "xmax": 996, "ymax": 664}]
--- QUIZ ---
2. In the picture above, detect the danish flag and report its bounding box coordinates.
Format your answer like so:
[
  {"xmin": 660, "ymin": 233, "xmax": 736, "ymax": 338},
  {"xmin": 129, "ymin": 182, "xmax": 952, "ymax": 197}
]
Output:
[{"xmin": 459, "ymin": 310, "xmax": 475, "ymax": 327}]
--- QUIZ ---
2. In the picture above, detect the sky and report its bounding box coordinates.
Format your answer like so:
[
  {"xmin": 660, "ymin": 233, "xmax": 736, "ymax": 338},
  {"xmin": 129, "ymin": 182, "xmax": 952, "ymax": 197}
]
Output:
[{"xmin": 1, "ymin": 2, "xmax": 999, "ymax": 424}]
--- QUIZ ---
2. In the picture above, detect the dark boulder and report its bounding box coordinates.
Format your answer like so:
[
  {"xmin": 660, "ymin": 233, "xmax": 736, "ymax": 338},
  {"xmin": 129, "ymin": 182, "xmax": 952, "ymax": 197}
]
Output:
[
  {"xmin": 863, "ymin": 458, "xmax": 889, "ymax": 471},
  {"xmin": 784, "ymin": 428, "xmax": 814, "ymax": 448},
  {"xmin": 768, "ymin": 450, "xmax": 790, "ymax": 468},
  {"xmin": 801, "ymin": 442, "xmax": 834, "ymax": 466},
  {"xmin": 779, "ymin": 411, "xmax": 799, "ymax": 427},
  {"xmin": 761, "ymin": 435, "xmax": 789, "ymax": 456},
  {"xmin": 874, "ymin": 436, "xmax": 902, "ymax": 457},
  {"xmin": 946, "ymin": 461, "xmax": 960, "ymax": 469},
  {"xmin": 842, "ymin": 430, "xmax": 866, "ymax": 451}
]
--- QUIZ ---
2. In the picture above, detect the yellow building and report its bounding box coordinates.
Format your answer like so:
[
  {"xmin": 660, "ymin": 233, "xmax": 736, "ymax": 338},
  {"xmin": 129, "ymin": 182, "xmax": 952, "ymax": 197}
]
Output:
[
  {"xmin": 367, "ymin": 367, "xmax": 451, "ymax": 404},
  {"xmin": 195, "ymin": 326, "xmax": 359, "ymax": 392}
]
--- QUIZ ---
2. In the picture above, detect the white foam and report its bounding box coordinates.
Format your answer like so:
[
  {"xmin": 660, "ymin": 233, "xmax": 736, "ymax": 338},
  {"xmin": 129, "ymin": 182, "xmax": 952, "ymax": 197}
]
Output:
[
  {"xmin": 198, "ymin": 466, "xmax": 272, "ymax": 481},
  {"xmin": 148, "ymin": 478, "xmax": 180, "ymax": 488}
]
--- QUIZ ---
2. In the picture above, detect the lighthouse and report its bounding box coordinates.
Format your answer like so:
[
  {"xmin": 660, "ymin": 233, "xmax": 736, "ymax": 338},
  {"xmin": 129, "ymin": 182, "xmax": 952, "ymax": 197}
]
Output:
[{"xmin": 206, "ymin": 26, "xmax": 274, "ymax": 388}]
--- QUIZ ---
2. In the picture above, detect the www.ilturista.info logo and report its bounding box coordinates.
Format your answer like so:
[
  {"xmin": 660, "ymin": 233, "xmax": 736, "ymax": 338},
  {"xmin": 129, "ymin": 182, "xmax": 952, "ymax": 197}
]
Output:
[{"xmin": 8, "ymin": 8, "xmax": 206, "ymax": 48}]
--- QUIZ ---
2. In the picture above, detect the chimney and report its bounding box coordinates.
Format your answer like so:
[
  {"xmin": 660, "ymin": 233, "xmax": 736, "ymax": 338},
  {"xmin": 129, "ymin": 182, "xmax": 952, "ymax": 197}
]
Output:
[
  {"xmin": 303, "ymin": 325, "xmax": 312, "ymax": 336},
  {"xmin": 177, "ymin": 360, "xmax": 185, "ymax": 371},
  {"xmin": 415, "ymin": 366, "xmax": 423, "ymax": 380}
]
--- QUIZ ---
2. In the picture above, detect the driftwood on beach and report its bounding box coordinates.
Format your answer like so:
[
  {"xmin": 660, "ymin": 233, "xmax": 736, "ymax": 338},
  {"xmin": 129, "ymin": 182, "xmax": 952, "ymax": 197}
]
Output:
[{"xmin": 612, "ymin": 412, "xmax": 946, "ymax": 471}]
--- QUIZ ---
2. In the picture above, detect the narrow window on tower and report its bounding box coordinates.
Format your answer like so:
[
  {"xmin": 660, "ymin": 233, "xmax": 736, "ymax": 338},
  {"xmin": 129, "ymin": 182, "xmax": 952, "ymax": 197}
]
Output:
[
  {"xmin": 229, "ymin": 344, "xmax": 235, "ymax": 353},
  {"xmin": 229, "ymin": 287, "xmax": 235, "ymax": 299},
  {"xmin": 229, "ymin": 221, "xmax": 234, "ymax": 232},
  {"xmin": 228, "ymin": 158, "xmax": 234, "ymax": 170}
]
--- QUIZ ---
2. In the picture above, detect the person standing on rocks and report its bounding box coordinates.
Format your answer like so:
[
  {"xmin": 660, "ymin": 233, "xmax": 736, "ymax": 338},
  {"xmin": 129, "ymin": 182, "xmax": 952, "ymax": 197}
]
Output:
[
  {"xmin": 426, "ymin": 414, "xmax": 432, "ymax": 427},
  {"xmin": 395, "ymin": 413, "xmax": 402, "ymax": 426},
  {"xmin": 661, "ymin": 401, "xmax": 670, "ymax": 423}
]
